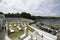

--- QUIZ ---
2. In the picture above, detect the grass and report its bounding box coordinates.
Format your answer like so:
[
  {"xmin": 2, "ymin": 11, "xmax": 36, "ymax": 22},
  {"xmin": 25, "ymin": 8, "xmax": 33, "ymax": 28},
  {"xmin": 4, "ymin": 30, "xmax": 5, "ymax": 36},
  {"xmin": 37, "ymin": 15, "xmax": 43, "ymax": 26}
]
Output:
[
  {"xmin": 27, "ymin": 25, "xmax": 35, "ymax": 32},
  {"xmin": 6, "ymin": 20, "xmax": 24, "ymax": 39},
  {"xmin": 6, "ymin": 20, "xmax": 35, "ymax": 39},
  {"xmin": 8, "ymin": 25, "xmax": 24, "ymax": 39},
  {"xmin": 8, "ymin": 30, "xmax": 24, "ymax": 39}
]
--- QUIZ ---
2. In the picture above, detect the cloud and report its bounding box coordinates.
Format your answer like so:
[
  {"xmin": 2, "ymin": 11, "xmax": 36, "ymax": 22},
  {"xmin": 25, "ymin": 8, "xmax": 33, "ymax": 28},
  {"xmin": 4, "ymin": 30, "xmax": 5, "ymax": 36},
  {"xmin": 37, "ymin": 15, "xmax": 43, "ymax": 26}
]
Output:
[{"xmin": 0, "ymin": 0, "xmax": 60, "ymax": 16}]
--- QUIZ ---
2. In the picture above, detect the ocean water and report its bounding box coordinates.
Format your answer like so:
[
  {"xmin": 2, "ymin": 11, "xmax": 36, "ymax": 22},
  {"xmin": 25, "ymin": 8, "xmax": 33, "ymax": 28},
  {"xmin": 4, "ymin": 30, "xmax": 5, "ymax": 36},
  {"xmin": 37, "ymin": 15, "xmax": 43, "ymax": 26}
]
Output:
[{"xmin": 38, "ymin": 19, "xmax": 60, "ymax": 25}]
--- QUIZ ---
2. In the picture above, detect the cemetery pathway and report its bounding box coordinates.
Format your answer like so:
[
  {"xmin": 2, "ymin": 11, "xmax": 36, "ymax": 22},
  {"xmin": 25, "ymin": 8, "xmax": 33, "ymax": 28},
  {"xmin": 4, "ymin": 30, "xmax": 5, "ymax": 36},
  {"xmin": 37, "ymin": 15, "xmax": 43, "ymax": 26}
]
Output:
[{"xmin": 5, "ymin": 35, "xmax": 11, "ymax": 40}]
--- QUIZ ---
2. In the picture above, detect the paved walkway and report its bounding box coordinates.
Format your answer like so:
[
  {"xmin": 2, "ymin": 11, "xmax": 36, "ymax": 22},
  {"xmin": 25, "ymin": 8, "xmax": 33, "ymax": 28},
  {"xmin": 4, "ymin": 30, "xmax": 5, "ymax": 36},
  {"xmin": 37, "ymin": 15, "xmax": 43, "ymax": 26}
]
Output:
[
  {"xmin": 28, "ymin": 24, "xmax": 57, "ymax": 40},
  {"xmin": 5, "ymin": 35, "xmax": 11, "ymax": 40},
  {"xmin": 24, "ymin": 35, "xmax": 31, "ymax": 40},
  {"xmin": 0, "ymin": 30, "xmax": 5, "ymax": 40}
]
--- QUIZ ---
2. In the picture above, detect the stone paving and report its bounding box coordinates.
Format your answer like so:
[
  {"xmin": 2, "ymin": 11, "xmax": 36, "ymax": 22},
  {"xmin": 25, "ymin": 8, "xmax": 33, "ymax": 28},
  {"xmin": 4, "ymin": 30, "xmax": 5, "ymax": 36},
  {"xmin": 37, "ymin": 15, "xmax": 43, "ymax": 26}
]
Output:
[
  {"xmin": 5, "ymin": 35, "xmax": 11, "ymax": 40},
  {"xmin": 0, "ymin": 30, "xmax": 5, "ymax": 40}
]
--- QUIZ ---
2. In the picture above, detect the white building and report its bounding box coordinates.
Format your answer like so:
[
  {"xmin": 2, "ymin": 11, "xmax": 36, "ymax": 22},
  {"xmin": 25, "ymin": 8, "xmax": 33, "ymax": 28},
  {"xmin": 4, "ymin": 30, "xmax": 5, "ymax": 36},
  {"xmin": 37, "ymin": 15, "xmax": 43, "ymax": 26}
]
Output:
[
  {"xmin": 0, "ymin": 14, "xmax": 5, "ymax": 40},
  {"xmin": 0, "ymin": 14, "xmax": 5, "ymax": 30}
]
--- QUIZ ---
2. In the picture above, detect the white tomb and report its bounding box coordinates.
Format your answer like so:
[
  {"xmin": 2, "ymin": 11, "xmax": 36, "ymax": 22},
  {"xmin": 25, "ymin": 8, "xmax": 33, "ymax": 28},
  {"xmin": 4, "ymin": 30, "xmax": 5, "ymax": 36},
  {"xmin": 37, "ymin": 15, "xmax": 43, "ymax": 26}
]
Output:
[
  {"xmin": 14, "ymin": 24, "xmax": 16, "ymax": 26},
  {"xmin": 9, "ymin": 27, "xmax": 15, "ymax": 33},
  {"xmin": 9, "ymin": 25, "xmax": 12, "ymax": 26},
  {"xmin": 17, "ymin": 26, "xmax": 21, "ymax": 30},
  {"xmin": 10, "ymin": 29, "xmax": 14, "ymax": 33}
]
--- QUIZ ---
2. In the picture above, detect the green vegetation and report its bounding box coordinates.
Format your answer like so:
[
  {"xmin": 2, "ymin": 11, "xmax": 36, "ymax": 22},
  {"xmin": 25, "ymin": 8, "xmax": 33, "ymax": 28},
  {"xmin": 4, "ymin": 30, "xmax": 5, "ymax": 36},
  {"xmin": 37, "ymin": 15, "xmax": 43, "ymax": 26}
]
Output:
[
  {"xmin": 8, "ymin": 30, "xmax": 24, "ymax": 39},
  {"xmin": 6, "ymin": 20, "xmax": 35, "ymax": 40},
  {"xmin": 4, "ymin": 12, "xmax": 36, "ymax": 20},
  {"xmin": 27, "ymin": 25, "xmax": 35, "ymax": 32},
  {"xmin": 0, "ymin": 12, "xmax": 3, "ymax": 14},
  {"xmin": 6, "ymin": 20, "xmax": 24, "ymax": 39},
  {"xmin": 0, "ymin": 12, "xmax": 60, "ymax": 20},
  {"xmin": 8, "ymin": 26, "xmax": 24, "ymax": 39}
]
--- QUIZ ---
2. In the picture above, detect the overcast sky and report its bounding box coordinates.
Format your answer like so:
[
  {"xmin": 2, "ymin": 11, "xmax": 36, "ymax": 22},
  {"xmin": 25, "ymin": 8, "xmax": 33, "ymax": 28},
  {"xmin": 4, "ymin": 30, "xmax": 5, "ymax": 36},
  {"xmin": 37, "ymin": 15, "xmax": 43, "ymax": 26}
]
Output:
[{"xmin": 0, "ymin": 0, "xmax": 60, "ymax": 16}]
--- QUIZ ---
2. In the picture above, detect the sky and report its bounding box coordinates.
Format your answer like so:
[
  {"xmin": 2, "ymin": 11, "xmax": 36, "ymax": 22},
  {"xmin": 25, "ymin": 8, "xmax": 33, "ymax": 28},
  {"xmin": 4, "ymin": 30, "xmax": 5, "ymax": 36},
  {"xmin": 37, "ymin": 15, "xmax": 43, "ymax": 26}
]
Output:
[{"xmin": 0, "ymin": 0, "xmax": 60, "ymax": 16}]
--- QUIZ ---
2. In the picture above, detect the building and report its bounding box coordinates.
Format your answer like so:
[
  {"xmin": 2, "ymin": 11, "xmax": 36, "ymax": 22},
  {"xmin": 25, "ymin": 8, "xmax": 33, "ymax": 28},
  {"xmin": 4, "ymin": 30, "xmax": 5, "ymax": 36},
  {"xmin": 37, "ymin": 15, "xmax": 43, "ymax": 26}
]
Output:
[
  {"xmin": 0, "ymin": 14, "xmax": 5, "ymax": 30},
  {"xmin": 0, "ymin": 14, "xmax": 6, "ymax": 40}
]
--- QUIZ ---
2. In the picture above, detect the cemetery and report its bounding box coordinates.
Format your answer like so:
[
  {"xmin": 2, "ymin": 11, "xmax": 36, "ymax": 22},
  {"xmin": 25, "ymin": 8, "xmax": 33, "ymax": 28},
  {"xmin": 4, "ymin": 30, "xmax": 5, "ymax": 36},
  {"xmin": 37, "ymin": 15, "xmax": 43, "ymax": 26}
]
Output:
[{"xmin": 6, "ymin": 20, "xmax": 35, "ymax": 40}]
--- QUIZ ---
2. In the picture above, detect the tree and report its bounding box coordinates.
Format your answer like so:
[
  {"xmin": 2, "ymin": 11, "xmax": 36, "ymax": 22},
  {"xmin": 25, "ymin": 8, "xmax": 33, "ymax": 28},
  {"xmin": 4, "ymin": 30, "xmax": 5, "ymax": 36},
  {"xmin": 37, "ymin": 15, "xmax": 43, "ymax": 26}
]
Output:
[
  {"xmin": 4, "ymin": 12, "xmax": 36, "ymax": 20},
  {"xmin": 31, "ymin": 16, "xmax": 36, "ymax": 20},
  {"xmin": 21, "ymin": 12, "xmax": 31, "ymax": 19},
  {"xmin": 0, "ymin": 12, "xmax": 3, "ymax": 14}
]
